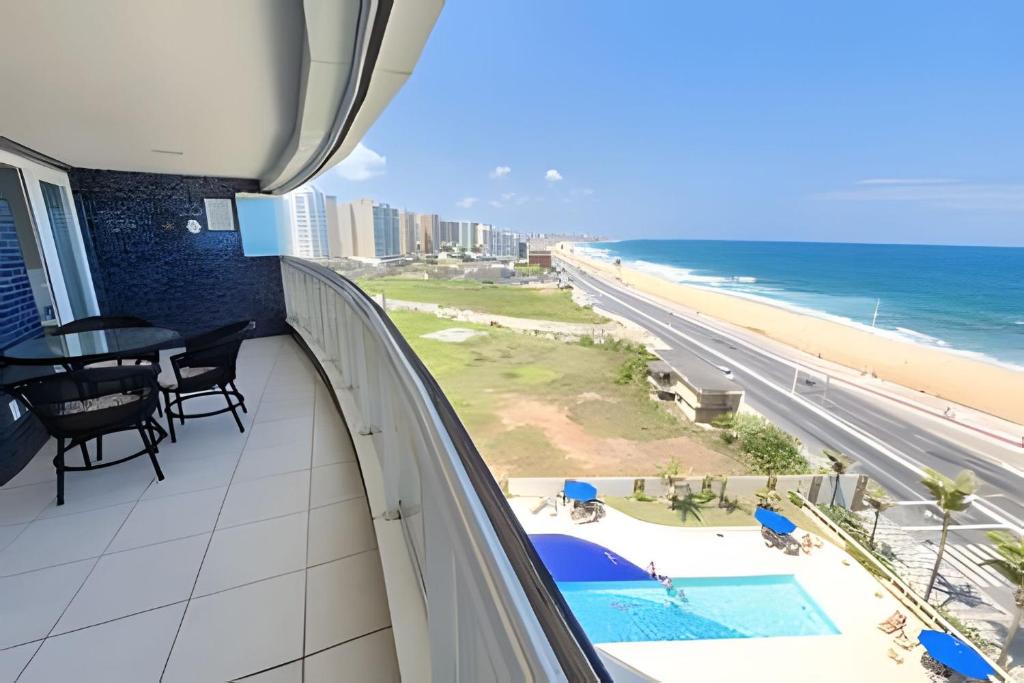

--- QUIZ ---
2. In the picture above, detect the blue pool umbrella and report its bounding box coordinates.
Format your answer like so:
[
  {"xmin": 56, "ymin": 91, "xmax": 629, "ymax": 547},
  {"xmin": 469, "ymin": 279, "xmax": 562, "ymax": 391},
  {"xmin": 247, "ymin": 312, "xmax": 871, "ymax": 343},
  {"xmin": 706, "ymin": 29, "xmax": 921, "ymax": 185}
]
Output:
[
  {"xmin": 755, "ymin": 507, "xmax": 797, "ymax": 535},
  {"xmin": 563, "ymin": 480, "xmax": 598, "ymax": 501},
  {"xmin": 529, "ymin": 534, "xmax": 649, "ymax": 581},
  {"xmin": 918, "ymin": 630, "xmax": 995, "ymax": 680}
]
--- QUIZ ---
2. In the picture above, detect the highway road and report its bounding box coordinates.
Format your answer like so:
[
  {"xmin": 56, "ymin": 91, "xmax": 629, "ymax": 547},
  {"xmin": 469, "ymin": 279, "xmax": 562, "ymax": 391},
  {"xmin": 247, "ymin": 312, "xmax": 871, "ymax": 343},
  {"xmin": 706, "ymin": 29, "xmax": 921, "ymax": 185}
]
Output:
[{"xmin": 558, "ymin": 258, "xmax": 1024, "ymax": 615}]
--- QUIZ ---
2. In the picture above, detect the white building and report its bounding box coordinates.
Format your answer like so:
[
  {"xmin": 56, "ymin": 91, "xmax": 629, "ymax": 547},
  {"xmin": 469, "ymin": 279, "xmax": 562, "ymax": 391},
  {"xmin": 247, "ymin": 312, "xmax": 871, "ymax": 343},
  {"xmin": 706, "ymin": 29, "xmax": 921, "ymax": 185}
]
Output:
[{"xmin": 286, "ymin": 185, "xmax": 329, "ymax": 258}]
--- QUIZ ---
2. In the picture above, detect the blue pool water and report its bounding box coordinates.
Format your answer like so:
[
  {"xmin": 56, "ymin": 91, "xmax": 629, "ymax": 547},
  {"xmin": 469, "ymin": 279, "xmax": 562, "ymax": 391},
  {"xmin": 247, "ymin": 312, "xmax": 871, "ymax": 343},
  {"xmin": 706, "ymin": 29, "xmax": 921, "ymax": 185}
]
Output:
[{"xmin": 558, "ymin": 575, "xmax": 839, "ymax": 643}]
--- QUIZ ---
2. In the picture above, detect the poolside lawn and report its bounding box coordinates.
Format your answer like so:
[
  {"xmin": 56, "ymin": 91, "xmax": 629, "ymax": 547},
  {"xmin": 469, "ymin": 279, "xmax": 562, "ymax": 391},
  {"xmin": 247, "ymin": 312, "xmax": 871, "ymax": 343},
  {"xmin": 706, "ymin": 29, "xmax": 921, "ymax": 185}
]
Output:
[
  {"xmin": 359, "ymin": 277, "xmax": 607, "ymax": 323},
  {"xmin": 605, "ymin": 496, "xmax": 823, "ymax": 531},
  {"xmin": 605, "ymin": 496, "xmax": 757, "ymax": 527}
]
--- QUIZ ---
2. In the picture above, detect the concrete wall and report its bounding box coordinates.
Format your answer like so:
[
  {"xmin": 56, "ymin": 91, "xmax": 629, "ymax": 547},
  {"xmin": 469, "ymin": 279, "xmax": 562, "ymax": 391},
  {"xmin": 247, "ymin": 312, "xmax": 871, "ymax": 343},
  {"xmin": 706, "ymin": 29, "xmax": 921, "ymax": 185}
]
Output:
[
  {"xmin": 70, "ymin": 168, "xmax": 286, "ymax": 338},
  {"xmin": 507, "ymin": 473, "xmax": 866, "ymax": 509}
]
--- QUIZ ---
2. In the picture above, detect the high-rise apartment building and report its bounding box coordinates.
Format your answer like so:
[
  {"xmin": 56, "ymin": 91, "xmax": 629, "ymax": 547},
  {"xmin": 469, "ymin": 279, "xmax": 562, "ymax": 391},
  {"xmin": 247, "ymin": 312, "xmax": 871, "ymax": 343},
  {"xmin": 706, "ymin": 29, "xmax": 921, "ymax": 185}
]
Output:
[
  {"xmin": 418, "ymin": 213, "xmax": 439, "ymax": 254},
  {"xmin": 287, "ymin": 185, "xmax": 329, "ymax": 258},
  {"xmin": 400, "ymin": 211, "xmax": 418, "ymax": 253},
  {"xmin": 438, "ymin": 220, "xmax": 459, "ymax": 250},
  {"xmin": 328, "ymin": 199, "xmax": 401, "ymax": 259}
]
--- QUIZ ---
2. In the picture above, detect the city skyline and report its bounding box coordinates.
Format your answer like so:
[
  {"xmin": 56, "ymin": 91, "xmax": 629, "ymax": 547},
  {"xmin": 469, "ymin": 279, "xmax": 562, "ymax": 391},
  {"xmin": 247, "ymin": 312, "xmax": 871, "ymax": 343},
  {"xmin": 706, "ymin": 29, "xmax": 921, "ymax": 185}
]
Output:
[{"xmin": 282, "ymin": 187, "xmax": 548, "ymax": 260}]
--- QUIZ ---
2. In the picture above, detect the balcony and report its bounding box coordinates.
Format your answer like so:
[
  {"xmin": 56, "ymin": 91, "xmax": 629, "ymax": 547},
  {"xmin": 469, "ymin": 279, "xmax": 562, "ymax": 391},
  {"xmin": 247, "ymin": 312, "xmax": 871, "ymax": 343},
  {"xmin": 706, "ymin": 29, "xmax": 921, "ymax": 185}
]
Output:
[
  {"xmin": 0, "ymin": 334, "xmax": 399, "ymax": 681},
  {"xmin": 0, "ymin": 259, "xmax": 609, "ymax": 682}
]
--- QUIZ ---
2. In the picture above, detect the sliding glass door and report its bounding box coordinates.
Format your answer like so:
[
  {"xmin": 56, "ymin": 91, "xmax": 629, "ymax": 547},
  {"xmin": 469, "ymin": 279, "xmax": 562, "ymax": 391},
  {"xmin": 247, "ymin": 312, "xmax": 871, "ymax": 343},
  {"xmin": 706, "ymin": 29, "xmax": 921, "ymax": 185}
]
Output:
[
  {"xmin": 0, "ymin": 148, "xmax": 98, "ymax": 325},
  {"xmin": 39, "ymin": 181, "xmax": 91, "ymax": 319}
]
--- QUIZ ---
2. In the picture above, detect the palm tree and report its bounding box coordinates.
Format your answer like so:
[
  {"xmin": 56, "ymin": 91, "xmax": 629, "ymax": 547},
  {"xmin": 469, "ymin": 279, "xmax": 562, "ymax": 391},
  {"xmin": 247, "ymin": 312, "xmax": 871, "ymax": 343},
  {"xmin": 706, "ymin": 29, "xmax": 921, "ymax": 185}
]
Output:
[
  {"xmin": 980, "ymin": 531, "xmax": 1024, "ymax": 668},
  {"xmin": 921, "ymin": 468, "xmax": 977, "ymax": 601},
  {"xmin": 824, "ymin": 449, "xmax": 848, "ymax": 506},
  {"xmin": 866, "ymin": 494, "xmax": 894, "ymax": 549}
]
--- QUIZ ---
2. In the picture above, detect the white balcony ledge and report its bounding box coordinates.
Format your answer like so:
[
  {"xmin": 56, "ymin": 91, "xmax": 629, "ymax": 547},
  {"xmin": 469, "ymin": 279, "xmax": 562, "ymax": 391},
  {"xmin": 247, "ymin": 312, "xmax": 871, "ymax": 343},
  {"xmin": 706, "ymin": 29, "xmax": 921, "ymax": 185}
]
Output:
[{"xmin": 0, "ymin": 335, "xmax": 400, "ymax": 682}]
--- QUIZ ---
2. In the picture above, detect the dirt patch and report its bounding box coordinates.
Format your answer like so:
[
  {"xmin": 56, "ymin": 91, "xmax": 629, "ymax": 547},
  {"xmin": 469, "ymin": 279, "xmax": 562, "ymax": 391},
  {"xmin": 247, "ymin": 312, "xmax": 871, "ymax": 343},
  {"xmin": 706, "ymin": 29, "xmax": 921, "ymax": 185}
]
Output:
[{"xmin": 486, "ymin": 398, "xmax": 745, "ymax": 479}]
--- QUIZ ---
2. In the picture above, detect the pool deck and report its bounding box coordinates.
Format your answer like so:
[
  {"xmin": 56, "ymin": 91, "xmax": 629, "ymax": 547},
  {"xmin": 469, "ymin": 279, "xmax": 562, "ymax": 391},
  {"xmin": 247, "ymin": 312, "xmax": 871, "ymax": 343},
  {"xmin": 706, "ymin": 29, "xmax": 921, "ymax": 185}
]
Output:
[{"xmin": 511, "ymin": 497, "xmax": 933, "ymax": 683}]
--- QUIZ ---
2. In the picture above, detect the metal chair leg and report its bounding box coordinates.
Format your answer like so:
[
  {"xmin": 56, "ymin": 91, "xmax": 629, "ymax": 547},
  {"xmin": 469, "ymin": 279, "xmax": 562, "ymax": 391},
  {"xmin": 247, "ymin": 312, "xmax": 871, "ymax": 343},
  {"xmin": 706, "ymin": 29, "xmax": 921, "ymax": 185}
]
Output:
[
  {"xmin": 230, "ymin": 381, "xmax": 247, "ymax": 414},
  {"xmin": 220, "ymin": 385, "xmax": 245, "ymax": 434},
  {"xmin": 163, "ymin": 389, "xmax": 177, "ymax": 443},
  {"xmin": 56, "ymin": 438, "xmax": 66, "ymax": 506},
  {"xmin": 138, "ymin": 423, "xmax": 165, "ymax": 481},
  {"xmin": 177, "ymin": 392, "xmax": 185, "ymax": 425},
  {"xmin": 96, "ymin": 434, "xmax": 103, "ymax": 462},
  {"xmin": 79, "ymin": 441, "xmax": 92, "ymax": 469}
]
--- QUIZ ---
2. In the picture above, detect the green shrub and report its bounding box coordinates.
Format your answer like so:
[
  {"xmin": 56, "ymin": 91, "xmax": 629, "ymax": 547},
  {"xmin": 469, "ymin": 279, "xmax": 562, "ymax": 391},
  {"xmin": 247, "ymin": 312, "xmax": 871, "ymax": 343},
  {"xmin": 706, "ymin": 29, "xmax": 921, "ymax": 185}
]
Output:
[
  {"xmin": 719, "ymin": 414, "xmax": 809, "ymax": 475},
  {"xmin": 578, "ymin": 335, "xmax": 595, "ymax": 347},
  {"xmin": 657, "ymin": 457, "xmax": 682, "ymax": 479},
  {"xmin": 616, "ymin": 353, "xmax": 650, "ymax": 385}
]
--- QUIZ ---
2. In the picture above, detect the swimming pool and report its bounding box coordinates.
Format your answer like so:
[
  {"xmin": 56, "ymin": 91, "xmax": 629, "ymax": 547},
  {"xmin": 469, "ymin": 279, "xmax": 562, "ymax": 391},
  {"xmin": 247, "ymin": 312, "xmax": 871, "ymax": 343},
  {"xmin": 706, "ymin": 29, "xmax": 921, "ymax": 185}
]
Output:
[{"xmin": 558, "ymin": 575, "xmax": 839, "ymax": 643}]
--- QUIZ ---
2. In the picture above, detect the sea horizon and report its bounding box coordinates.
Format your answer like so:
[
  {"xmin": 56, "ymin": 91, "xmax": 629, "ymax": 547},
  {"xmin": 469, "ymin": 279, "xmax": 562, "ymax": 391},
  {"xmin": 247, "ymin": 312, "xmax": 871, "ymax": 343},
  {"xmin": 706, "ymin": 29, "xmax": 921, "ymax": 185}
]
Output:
[{"xmin": 578, "ymin": 239, "xmax": 1024, "ymax": 370}]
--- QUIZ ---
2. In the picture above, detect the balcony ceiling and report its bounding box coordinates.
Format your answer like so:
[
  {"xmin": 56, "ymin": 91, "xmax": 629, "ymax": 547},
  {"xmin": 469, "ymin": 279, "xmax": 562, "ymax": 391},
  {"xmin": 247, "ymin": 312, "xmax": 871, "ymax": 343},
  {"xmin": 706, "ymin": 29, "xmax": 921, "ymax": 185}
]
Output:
[{"xmin": 0, "ymin": 0, "xmax": 442, "ymax": 192}]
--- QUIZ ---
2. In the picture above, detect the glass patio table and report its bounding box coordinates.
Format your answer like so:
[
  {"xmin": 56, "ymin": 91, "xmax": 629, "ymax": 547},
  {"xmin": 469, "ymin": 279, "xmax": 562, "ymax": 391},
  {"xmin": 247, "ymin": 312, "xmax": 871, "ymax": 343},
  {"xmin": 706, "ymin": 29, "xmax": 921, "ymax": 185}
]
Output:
[{"xmin": 0, "ymin": 327, "xmax": 182, "ymax": 367}]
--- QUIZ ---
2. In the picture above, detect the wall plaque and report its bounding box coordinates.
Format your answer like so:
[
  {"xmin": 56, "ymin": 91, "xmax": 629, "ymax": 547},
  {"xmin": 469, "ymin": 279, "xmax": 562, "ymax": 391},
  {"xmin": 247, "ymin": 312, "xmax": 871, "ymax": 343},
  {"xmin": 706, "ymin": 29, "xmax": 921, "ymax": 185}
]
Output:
[{"xmin": 204, "ymin": 198, "xmax": 236, "ymax": 231}]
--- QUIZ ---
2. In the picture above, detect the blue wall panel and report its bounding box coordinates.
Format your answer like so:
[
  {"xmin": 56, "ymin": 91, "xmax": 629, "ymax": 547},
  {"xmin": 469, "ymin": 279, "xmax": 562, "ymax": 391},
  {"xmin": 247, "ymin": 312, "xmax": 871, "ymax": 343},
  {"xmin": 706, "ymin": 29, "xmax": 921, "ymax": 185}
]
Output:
[{"xmin": 70, "ymin": 169, "xmax": 286, "ymax": 338}]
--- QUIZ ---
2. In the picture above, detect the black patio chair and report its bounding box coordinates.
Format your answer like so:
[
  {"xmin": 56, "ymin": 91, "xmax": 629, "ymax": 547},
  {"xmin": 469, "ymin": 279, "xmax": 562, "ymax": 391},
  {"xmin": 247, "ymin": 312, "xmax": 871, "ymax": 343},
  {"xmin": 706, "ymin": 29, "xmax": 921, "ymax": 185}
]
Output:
[
  {"xmin": 161, "ymin": 321, "xmax": 254, "ymax": 443},
  {"xmin": 8, "ymin": 366, "xmax": 167, "ymax": 505},
  {"xmin": 53, "ymin": 314, "xmax": 164, "ymax": 444}
]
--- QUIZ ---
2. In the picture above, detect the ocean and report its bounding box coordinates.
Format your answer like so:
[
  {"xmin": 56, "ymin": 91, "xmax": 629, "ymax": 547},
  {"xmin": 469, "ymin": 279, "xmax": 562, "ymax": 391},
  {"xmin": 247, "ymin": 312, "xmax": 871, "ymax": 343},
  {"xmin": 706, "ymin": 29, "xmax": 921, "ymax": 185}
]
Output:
[{"xmin": 578, "ymin": 240, "xmax": 1024, "ymax": 369}]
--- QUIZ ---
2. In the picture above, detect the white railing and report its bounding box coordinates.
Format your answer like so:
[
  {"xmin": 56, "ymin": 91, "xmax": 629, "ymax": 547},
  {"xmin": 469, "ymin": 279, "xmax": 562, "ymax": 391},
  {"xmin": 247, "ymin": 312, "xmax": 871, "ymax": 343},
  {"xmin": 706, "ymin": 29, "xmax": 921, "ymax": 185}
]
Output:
[{"xmin": 280, "ymin": 257, "xmax": 608, "ymax": 682}]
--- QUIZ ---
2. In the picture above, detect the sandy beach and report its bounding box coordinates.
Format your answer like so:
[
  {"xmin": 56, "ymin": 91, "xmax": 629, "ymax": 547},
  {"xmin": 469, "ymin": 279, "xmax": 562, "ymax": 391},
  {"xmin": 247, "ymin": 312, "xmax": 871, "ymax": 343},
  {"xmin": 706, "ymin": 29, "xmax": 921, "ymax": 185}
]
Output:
[{"xmin": 559, "ymin": 245, "xmax": 1024, "ymax": 426}]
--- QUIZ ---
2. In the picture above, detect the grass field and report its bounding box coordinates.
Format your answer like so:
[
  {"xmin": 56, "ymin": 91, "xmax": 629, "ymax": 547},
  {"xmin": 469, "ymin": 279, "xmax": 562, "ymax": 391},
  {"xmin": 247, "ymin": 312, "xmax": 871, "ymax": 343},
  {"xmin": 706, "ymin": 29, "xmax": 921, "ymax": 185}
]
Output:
[
  {"xmin": 605, "ymin": 495, "xmax": 820, "ymax": 531},
  {"xmin": 359, "ymin": 278, "xmax": 607, "ymax": 324},
  {"xmin": 386, "ymin": 309, "xmax": 747, "ymax": 479}
]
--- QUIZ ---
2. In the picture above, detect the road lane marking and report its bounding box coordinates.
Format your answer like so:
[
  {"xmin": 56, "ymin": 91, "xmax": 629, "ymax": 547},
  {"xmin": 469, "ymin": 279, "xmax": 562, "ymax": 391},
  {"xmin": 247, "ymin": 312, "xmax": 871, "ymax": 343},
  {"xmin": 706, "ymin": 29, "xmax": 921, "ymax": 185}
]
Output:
[
  {"xmin": 567, "ymin": 265, "xmax": 1024, "ymax": 534},
  {"xmin": 565, "ymin": 260, "xmax": 1024, "ymax": 455}
]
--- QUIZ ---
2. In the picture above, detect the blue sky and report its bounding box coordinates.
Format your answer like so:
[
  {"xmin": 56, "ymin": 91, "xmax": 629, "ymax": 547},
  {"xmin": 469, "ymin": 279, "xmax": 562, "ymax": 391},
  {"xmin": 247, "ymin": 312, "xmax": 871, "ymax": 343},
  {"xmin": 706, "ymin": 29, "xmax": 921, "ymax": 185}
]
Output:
[{"xmin": 314, "ymin": 2, "xmax": 1024, "ymax": 247}]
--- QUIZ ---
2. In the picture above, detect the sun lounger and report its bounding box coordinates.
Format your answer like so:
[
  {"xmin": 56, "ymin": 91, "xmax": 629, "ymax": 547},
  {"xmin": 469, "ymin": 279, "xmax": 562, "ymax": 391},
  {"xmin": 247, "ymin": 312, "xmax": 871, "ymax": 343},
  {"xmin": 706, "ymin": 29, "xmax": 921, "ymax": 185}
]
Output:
[
  {"xmin": 761, "ymin": 526, "xmax": 801, "ymax": 554},
  {"xmin": 877, "ymin": 611, "xmax": 907, "ymax": 634},
  {"xmin": 893, "ymin": 632, "xmax": 919, "ymax": 651},
  {"xmin": 561, "ymin": 480, "xmax": 606, "ymax": 524}
]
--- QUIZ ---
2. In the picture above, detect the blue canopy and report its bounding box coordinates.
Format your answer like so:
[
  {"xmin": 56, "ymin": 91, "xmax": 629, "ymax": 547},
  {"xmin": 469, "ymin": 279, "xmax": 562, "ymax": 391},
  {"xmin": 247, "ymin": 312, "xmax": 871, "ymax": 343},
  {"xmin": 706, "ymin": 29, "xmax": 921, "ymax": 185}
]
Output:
[
  {"xmin": 529, "ymin": 534, "xmax": 649, "ymax": 581},
  {"xmin": 755, "ymin": 507, "xmax": 797, "ymax": 535},
  {"xmin": 563, "ymin": 480, "xmax": 598, "ymax": 502},
  {"xmin": 919, "ymin": 630, "xmax": 995, "ymax": 680}
]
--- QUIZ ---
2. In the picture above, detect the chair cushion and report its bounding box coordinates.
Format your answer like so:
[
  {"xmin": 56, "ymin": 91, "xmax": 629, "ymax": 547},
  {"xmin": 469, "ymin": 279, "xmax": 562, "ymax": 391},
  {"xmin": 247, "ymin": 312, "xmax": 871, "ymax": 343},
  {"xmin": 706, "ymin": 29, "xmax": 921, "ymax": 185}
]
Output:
[
  {"xmin": 159, "ymin": 366, "xmax": 217, "ymax": 390},
  {"xmin": 57, "ymin": 392, "xmax": 142, "ymax": 415}
]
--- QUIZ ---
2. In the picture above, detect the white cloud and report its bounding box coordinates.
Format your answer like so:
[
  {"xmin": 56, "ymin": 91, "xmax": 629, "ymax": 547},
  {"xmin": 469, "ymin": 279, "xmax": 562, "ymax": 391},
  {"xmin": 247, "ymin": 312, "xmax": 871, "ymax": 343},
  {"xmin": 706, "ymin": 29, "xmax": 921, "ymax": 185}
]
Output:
[
  {"xmin": 500, "ymin": 192, "xmax": 517, "ymax": 201},
  {"xmin": 545, "ymin": 169, "xmax": 563, "ymax": 182},
  {"xmin": 571, "ymin": 187, "xmax": 595, "ymax": 197},
  {"xmin": 456, "ymin": 196, "xmax": 478, "ymax": 208},
  {"xmin": 330, "ymin": 142, "xmax": 386, "ymax": 181},
  {"xmin": 489, "ymin": 200, "xmax": 503, "ymax": 208},
  {"xmin": 815, "ymin": 179, "xmax": 1024, "ymax": 210},
  {"xmin": 490, "ymin": 165, "xmax": 511, "ymax": 179}
]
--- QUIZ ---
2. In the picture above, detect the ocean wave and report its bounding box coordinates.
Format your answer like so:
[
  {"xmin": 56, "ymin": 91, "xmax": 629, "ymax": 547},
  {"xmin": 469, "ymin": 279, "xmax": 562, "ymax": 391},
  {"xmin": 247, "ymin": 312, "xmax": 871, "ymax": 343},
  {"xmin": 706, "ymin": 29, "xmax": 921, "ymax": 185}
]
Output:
[
  {"xmin": 630, "ymin": 259, "xmax": 758, "ymax": 287},
  {"xmin": 892, "ymin": 327, "xmax": 950, "ymax": 347},
  {"xmin": 1015, "ymin": 321, "xmax": 1024, "ymax": 326}
]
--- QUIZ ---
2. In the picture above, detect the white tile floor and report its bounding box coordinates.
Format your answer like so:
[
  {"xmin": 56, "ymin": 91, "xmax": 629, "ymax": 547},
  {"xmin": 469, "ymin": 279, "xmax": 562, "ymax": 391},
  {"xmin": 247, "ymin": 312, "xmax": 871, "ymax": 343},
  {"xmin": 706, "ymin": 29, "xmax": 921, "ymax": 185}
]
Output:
[{"xmin": 0, "ymin": 336, "xmax": 401, "ymax": 682}]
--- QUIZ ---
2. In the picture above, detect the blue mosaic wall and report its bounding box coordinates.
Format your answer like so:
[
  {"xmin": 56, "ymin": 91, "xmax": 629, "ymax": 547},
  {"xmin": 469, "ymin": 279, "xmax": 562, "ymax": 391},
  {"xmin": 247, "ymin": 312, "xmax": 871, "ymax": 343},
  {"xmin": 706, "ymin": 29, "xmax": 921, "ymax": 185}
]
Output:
[
  {"xmin": 70, "ymin": 169, "xmax": 286, "ymax": 338},
  {"xmin": 0, "ymin": 197, "xmax": 42, "ymax": 350}
]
